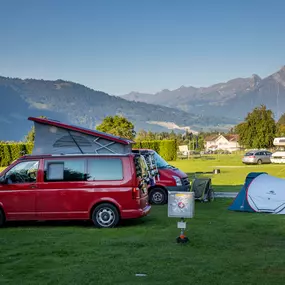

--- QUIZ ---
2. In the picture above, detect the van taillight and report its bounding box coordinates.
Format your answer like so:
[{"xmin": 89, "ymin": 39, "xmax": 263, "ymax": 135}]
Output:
[{"xmin": 132, "ymin": 187, "xmax": 140, "ymax": 199}]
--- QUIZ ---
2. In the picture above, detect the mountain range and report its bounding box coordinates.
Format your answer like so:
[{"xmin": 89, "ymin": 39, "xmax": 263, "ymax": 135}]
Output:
[
  {"xmin": 121, "ymin": 66, "xmax": 285, "ymax": 120},
  {"xmin": 1, "ymin": 66, "xmax": 284, "ymax": 141},
  {"xmin": 0, "ymin": 76, "xmax": 234, "ymax": 141}
]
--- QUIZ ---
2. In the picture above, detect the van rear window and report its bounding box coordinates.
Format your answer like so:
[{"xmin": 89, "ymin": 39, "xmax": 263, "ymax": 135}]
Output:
[{"xmin": 87, "ymin": 159, "xmax": 123, "ymax": 181}]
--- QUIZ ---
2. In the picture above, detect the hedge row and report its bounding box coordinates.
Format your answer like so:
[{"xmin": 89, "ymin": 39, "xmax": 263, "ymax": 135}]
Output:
[
  {"xmin": 0, "ymin": 139, "xmax": 177, "ymax": 167},
  {"xmin": 133, "ymin": 139, "xmax": 177, "ymax": 161},
  {"xmin": 0, "ymin": 143, "xmax": 33, "ymax": 167}
]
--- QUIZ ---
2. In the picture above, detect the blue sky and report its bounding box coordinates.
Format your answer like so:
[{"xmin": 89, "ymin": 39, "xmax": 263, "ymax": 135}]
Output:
[{"xmin": 0, "ymin": 0, "xmax": 284, "ymax": 94}]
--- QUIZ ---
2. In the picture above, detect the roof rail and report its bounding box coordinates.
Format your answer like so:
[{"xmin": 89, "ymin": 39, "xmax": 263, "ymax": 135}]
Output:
[{"xmin": 19, "ymin": 153, "xmax": 134, "ymax": 159}]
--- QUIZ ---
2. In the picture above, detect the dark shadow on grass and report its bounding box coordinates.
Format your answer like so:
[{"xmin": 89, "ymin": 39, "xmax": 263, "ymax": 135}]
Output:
[
  {"xmin": 119, "ymin": 215, "xmax": 155, "ymax": 228},
  {"xmin": 4, "ymin": 219, "xmax": 93, "ymax": 229},
  {"xmin": 4, "ymin": 216, "xmax": 156, "ymax": 229}
]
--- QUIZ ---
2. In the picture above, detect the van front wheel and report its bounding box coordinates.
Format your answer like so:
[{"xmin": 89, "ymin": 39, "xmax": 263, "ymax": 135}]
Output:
[
  {"xmin": 149, "ymin": 188, "xmax": 167, "ymax": 205},
  {"xmin": 91, "ymin": 203, "xmax": 120, "ymax": 228}
]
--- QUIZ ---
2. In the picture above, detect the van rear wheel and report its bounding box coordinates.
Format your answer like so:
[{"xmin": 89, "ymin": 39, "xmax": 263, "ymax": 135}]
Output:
[
  {"xmin": 91, "ymin": 203, "xmax": 120, "ymax": 228},
  {"xmin": 149, "ymin": 188, "xmax": 167, "ymax": 205}
]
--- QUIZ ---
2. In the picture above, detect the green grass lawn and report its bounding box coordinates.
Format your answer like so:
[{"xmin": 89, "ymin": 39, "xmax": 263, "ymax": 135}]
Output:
[
  {"xmin": 2, "ymin": 200, "xmax": 285, "ymax": 285},
  {"xmin": 2, "ymin": 155, "xmax": 285, "ymax": 284},
  {"xmin": 172, "ymin": 154, "xmax": 285, "ymax": 192}
]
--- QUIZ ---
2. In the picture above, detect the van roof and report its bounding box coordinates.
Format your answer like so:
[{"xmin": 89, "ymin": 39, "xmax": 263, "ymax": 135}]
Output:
[{"xmin": 28, "ymin": 117, "xmax": 135, "ymax": 145}]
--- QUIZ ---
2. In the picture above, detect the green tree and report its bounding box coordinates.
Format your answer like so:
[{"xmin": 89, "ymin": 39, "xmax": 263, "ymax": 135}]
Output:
[
  {"xmin": 277, "ymin": 125, "xmax": 285, "ymax": 137},
  {"xmin": 24, "ymin": 116, "xmax": 47, "ymax": 143},
  {"xmin": 25, "ymin": 126, "xmax": 35, "ymax": 143},
  {"xmin": 96, "ymin": 115, "xmax": 136, "ymax": 140},
  {"xmin": 234, "ymin": 122, "xmax": 250, "ymax": 148},
  {"xmin": 136, "ymin": 129, "xmax": 148, "ymax": 141},
  {"xmin": 235, "ymin": 105, "xmax": 276, "ymax": 148},
  {"xmin": 278, "ymin": 113, "xmax": 285, "ymax": 125},
  {"xmin": 276, "ymin": 113, "xmax": 285, "ymax": 137}
]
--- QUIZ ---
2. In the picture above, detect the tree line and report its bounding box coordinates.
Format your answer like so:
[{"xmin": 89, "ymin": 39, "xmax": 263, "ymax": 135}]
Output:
[{"xmin": 24, "ymin": 107, "xmax": 285, "ymax": 150}]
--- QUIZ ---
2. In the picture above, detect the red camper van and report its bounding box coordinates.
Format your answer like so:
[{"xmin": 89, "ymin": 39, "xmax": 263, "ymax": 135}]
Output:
[
  {"xmin": 132, "ymin": 149, "xmax": 190, "ymax": 205},
  {"xmin": 0, "ymin": 117, "xmax": 151, "ymax": 228}
]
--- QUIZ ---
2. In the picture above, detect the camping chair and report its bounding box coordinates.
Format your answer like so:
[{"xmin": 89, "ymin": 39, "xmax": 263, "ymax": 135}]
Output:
[{"xmin": 190, "ymin": 172, "xmax": 215, "ymax": 202}]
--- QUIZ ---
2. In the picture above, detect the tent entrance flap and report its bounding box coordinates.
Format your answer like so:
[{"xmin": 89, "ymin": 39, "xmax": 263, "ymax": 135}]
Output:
[{"xmin": 31, "ymin": 120, "xmax": 133, "ymax": 155}]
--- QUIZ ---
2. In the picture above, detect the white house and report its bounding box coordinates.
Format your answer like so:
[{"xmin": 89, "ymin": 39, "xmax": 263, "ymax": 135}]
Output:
[{"xmin": 204, "ymin": 134, "xmax": 240, "ymax": 152}]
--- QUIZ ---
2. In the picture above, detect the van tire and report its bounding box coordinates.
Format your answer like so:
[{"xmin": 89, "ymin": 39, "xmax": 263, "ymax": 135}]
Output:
[
  {"xmin": 149, "ymin": 188, "xmax": 167, "ymax": 205},
  {"xmin": 0, "ymin": 209, "xmax": 5, "ymax": 228},
  {"xmin": 91, "ymin": 203, "xmax": 120, "ymax": 228}
]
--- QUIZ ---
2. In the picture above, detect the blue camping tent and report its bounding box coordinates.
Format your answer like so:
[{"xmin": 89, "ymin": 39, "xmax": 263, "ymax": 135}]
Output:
[{"xmin": 228, "ymin": 172, "xmax": 267, "ymax": 212}]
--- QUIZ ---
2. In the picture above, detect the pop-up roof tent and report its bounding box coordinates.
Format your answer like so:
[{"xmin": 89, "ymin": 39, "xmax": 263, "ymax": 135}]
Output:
[
  {"xmin": 229, "ymin": 172, "xmax": 285, "ymax": 214},
  {"xmin": 28, "ymin": 117, "xmax": 135, "ymax": 155}
]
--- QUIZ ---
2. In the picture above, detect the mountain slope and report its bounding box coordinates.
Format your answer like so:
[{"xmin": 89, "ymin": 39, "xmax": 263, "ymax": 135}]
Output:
[
  {"xmin": 122, "ymin": 67, "xmax": 285, "ymax": 119},
  {"xmin": 0, "ymin": 76, "xmax": 235, "ymax": 141}
]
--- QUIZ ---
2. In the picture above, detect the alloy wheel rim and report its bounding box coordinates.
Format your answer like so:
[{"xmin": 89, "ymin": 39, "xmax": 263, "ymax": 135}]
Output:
[
  {"xmin": 96, "ymin": 208, "xmax": 115, "ymax": 227},
  {"xmin": 153, "ymin": 192, "xmax": 163, "ymax": 203}
]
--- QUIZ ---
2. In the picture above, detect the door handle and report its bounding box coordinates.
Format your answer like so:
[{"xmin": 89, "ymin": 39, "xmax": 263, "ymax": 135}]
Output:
[{"xmin": 30, "ymin": 184, "xmax": 37, "ymax": 189}]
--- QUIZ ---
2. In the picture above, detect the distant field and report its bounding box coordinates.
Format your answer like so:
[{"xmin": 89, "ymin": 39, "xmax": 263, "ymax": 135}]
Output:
[{"xmin": 172, "ymin": 154, "xmax": 285, "ymax": 192}]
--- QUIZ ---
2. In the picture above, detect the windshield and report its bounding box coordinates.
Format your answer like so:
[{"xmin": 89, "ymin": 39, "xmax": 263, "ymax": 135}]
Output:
[{"xmin": 153, "ymin": 151, "xmax": 169, "ymax": 168}]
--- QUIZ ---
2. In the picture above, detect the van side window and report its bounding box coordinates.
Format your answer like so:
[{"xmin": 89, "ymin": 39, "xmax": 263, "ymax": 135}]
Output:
[
  {"xmin": 44, "ymin": 159, "xmax": 86, "ymax": 182},
  {"xmin": 87, "ymin": 159, "xmax": 123, "ymax": 181},
  {"xmin": 5, "ymin": 161, "xmax": 39, "ymax": 184}
]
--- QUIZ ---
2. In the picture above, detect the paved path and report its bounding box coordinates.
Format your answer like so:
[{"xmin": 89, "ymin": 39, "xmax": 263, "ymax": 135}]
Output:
[{"xmin": 214, "ymin": 192, "xmax": 238, "ymax": 198}]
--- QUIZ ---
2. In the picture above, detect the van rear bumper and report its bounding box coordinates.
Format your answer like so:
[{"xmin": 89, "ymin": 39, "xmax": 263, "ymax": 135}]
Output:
[
  {"xmin": 166, "ymin": 185, "xmax": 190, "ymax": 192},
  {"xmin": 121, "ymin": 205, "xmax": 151, "ymax": 219}
]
